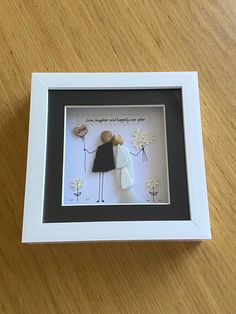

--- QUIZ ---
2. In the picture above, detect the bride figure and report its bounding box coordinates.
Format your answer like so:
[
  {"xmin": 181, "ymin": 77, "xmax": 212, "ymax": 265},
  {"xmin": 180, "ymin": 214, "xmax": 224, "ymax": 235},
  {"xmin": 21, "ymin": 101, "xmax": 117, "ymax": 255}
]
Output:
[{"xmin": 112, "ymin": 134, "xmax": 140, "ymax": 203}]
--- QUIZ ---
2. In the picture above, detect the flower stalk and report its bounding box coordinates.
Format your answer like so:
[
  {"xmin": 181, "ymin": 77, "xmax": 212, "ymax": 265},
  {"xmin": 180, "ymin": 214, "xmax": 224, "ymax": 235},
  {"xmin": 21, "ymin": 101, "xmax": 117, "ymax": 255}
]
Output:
[
  {"xmin": 146, "ymin": 177, "xmax": 159, "ymax": 203},
  {"xmin": 71, "ymin": 178, "xmax": 84, "ymax": 202}
]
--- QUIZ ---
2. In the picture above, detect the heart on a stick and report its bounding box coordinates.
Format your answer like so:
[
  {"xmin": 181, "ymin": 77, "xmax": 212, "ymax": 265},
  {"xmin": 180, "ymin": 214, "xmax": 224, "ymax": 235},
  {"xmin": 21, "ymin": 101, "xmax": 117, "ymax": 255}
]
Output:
[{"xmin": 73, "ymin": 125, "xmax": 88, "ymax": 138}]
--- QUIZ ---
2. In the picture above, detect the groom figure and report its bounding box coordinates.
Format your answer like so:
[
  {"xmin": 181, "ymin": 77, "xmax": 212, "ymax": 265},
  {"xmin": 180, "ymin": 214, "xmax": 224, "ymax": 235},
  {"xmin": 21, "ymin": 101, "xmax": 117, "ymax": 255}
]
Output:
[{"xmin": 85, "ymin": 130, "xmax": 115, "ymax": 202}]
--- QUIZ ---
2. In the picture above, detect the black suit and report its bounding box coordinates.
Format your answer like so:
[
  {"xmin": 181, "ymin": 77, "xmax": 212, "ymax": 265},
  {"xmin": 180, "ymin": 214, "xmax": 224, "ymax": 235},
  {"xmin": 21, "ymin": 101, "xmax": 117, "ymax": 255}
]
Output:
[{"xmin": 92, "ymin": 142, "xmax": 115, "ymax": 172}]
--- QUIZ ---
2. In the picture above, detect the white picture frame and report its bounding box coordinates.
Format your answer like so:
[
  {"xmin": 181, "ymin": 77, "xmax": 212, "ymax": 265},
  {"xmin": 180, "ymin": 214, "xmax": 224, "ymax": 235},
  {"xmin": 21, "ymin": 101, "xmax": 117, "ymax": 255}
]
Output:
[{"xmin": 22, "ymin": 72, "xmax": 211, "ymax": 243}]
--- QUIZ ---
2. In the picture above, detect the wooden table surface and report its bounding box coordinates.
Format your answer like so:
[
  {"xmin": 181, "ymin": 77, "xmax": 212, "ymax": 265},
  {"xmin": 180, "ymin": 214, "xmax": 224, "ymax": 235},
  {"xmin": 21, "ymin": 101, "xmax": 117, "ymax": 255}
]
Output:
[{"xmin": 0, "ymin": 1, "xmax": 235, "ymax": 313}]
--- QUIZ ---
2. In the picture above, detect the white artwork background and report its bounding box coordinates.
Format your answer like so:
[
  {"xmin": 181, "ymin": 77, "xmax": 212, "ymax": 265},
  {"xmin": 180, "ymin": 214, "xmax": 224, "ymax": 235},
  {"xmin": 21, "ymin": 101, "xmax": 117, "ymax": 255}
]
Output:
[{"xmin": 62, "ymin": 106, "xmax": 170, "ymax": 206}]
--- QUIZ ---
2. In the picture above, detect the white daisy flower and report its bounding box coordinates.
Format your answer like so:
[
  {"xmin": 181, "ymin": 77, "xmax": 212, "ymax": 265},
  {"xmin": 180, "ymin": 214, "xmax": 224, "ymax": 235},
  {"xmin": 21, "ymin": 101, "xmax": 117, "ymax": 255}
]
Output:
[
  {"xmin": 132, "ymin": 129, "xmax": 145, "ymax": 140},
  {"xmin": 146, "ymin": 177, "xmax": 159, "ymax": 189},
  {"xmin": 132, "ymin": 138, "xmax": 144, "ymax": 150},
  {"xmin": 71, "ymin": 178, "xmax": 84, "ymax": 190},
  {"xmin": 143, "ymin": 133, "xmax": 155, "ymax": 145},
  {"xmin": 131, "ymin": 129, "xmax": 155, "ymax": 150}
]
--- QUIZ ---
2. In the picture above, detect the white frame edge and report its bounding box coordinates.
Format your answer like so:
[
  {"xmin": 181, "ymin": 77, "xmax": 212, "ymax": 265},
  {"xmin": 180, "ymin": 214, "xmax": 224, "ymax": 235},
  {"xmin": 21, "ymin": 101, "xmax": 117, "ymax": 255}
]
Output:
[{"xmin": 22, "ymin": 72, "xmax": 211, "ymax": 243}]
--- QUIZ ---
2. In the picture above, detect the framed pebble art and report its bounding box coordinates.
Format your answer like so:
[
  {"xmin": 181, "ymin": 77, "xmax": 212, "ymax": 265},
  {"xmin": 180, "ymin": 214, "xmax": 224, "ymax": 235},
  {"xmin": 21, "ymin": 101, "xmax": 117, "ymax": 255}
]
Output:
[
  {"xmin": 22, "ymin": 72, "xmax": 211, "ymax": 242},
  {"xmin": 63, "ymin": 105, "xmax": 169, "ymax": 206}
]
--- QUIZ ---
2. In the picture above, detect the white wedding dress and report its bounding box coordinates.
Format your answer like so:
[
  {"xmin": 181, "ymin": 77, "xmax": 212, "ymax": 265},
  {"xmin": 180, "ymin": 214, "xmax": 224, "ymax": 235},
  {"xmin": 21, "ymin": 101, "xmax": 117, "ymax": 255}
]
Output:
[{"xmin": 113, "ymin": 144, "xmax": 139, "ymax": 203}]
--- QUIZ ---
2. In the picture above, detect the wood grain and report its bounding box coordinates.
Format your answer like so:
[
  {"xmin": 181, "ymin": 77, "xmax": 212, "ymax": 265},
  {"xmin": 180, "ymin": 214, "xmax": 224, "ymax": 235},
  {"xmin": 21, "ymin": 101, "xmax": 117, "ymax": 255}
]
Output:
[{"xmin": 0, "ymin": 0, "xmax": 235, "ymax": 313}]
